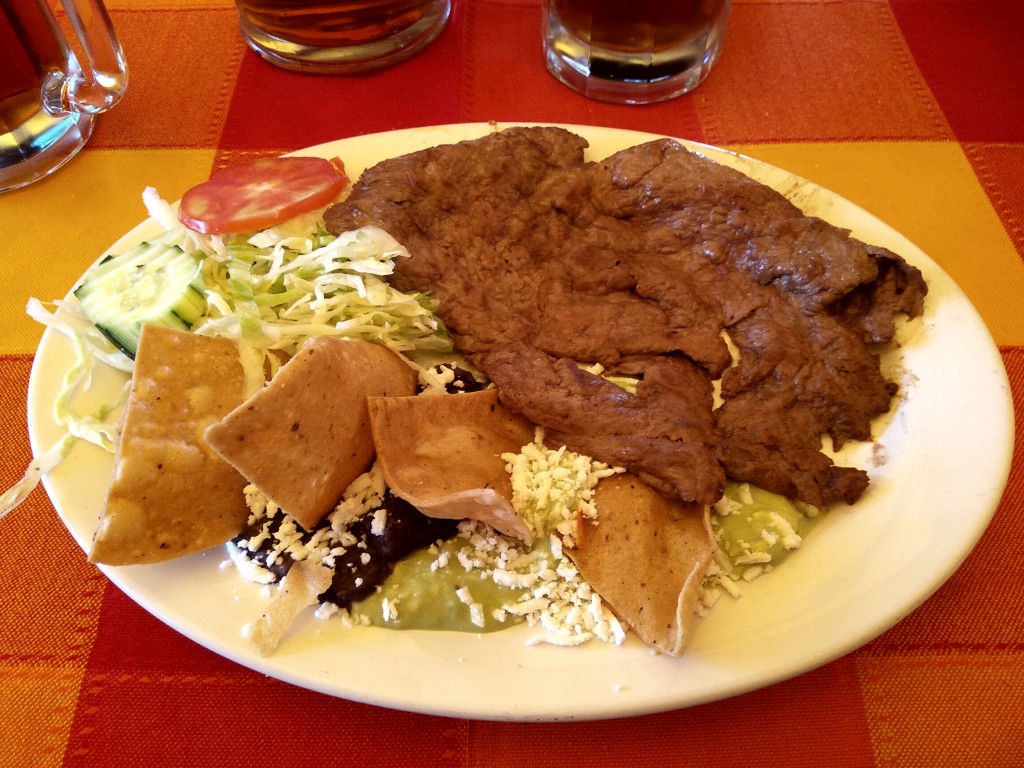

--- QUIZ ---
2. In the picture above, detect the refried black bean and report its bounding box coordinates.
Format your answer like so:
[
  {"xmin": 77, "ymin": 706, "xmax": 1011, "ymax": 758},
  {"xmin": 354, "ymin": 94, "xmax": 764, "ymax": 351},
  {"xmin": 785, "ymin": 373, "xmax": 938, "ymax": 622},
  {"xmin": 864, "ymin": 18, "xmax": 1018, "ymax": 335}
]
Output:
[{"xmin": 325, "ymin": 494, "xmax": 459, "ymax": 606}]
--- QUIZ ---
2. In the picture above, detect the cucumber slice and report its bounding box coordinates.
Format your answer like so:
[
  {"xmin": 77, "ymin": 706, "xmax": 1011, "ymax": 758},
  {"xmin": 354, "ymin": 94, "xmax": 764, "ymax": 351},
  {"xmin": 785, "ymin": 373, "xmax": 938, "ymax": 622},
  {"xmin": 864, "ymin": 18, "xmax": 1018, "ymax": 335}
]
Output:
[{"xmin": 74, "ymin": 233, "xmax": 206, "ymax": 359}]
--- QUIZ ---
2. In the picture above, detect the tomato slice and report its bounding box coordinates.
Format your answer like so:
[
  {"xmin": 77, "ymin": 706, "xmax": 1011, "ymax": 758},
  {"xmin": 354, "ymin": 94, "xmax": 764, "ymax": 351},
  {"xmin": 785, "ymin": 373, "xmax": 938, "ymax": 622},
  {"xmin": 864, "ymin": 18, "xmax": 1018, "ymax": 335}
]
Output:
[{"xmin": 178, "ymin": 156, "xmax": 350, "ymax": 235}]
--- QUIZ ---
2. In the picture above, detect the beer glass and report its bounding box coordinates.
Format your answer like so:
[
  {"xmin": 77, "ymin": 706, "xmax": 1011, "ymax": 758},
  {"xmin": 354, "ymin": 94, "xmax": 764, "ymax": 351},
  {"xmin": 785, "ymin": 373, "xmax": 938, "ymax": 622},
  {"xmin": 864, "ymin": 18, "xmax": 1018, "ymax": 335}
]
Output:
[
  {"xmin": 235, "ymin": 0, "xmax": 451, "ymax": 73},
  {"xmin": 0, "ymin": 0, "xmax": 128, "ymax": 193},
  {"xmin": 543, "ymin": 0, "xmax": 732, "ymax": 104}
]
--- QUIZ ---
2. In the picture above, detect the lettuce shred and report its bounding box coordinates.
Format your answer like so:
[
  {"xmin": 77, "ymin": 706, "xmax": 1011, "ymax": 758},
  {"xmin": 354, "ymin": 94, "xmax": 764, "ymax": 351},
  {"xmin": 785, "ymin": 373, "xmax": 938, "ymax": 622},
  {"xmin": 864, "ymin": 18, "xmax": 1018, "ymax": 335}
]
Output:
[
  {"xmin": 140, "ymin": 186, "xmax": 451, "ymax": 366},
  {"xmin": 1, "ymin": 301, "xmax": 131, "ymax": 520},
  {"xmin": 0, "ymin": 433, "xmax": 76, "ymax": 521}
]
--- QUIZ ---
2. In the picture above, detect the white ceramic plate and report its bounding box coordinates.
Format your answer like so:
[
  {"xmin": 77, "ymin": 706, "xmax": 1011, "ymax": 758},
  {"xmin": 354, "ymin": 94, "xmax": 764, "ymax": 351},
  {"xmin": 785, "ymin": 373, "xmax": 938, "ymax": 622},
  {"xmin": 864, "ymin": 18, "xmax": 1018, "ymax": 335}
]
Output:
[{"xmin": 28, "ymin": 123, "xmax": 1014, "ymax": 721}]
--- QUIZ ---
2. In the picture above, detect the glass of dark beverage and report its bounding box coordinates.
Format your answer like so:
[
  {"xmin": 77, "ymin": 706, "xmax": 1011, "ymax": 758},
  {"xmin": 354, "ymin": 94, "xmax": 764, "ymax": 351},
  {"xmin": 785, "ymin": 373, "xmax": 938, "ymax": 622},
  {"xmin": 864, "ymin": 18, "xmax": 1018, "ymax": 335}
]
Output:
[
  {"xmin": 0, "ymin": 0, "xmax": 128, "ymax": 193},
  {"xmin": 235, "ymin": 0, "xmax": 451, "ymax": 73},
  {"xmin": 543, "ymin": 0, "xmax": 732, "ymax": 104}
]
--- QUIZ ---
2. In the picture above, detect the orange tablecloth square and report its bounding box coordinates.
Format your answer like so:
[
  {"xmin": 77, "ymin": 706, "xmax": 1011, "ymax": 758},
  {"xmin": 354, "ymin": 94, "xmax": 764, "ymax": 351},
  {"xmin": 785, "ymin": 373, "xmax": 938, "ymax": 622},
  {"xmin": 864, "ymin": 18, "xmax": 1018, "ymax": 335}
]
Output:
[
  {"xmin": 700, "ymin": 1, "xmax": 952, "ymax": 144},
  {"xmin": 87, "ymin": 7, "xmax": 245, "ymax": 151}
]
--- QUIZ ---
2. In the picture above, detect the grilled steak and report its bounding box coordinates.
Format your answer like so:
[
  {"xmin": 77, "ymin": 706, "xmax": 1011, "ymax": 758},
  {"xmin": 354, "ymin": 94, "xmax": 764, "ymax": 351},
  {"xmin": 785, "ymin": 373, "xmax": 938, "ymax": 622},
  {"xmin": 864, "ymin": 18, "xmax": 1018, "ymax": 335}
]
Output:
[
  {"xmin": 479, "ymin": 342, "xmax": 725, "ymax": 505},
  {"xmin": 324, "ymin": 127, "xmax": 927, "ymax": 508}
]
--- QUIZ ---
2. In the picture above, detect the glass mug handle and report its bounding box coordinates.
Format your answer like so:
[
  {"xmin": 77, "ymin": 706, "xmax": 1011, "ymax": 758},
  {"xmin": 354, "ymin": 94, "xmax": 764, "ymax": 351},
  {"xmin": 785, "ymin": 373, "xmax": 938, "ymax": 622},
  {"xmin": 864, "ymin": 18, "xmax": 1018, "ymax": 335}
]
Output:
[{"xmin": 42, "ymin": 0, "xmax": 128, "ymax": 116}]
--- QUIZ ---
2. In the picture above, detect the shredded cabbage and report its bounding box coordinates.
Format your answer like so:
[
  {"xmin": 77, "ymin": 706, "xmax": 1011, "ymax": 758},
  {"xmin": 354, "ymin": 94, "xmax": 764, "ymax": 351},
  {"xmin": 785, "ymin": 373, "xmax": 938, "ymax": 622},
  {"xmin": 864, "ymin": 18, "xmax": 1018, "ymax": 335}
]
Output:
[
  {"xmin": 1, "ymin": 302, "xmax": 132, "ymax": 521},
  {"xmin": 55, "ymin": 332, "xmax": 131, "ymax": 451},
  {"xmin": 0, "ymin": 433, "xmax": 76, "ymax": 521},
  {"xmin": 139, "ymin": 186, "xmax": 454, "ymax": 385},
  {"xmin": 26, "ymin": 297, "xmax": 132, "ymax": 450},
  {"xmin": 187, "ymin": 219, "xmax": 451, "ymax": 390},
  {"xmin": 93, "ymin": 190, "xmax": 452, "ymax": 396},
  {"xmin": 27, "ymin": 297, "xmax": 133, "ymax": 375}
]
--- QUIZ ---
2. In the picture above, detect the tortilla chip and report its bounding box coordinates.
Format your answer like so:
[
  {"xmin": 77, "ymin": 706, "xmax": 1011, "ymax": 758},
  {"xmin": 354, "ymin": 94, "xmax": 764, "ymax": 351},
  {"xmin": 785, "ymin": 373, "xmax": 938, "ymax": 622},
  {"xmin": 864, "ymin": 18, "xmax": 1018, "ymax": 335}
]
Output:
[
  {"xmin": 90, "ymin": 326, "xmax": 249, "ymax": 565},
  {"xmin": 245, "ymin": 557, "xmax": 333, "ymax": 656},
  {"xmin": 205, "ymin": 337, "xmax": 417, "ymax": 530},
  {"xmin": 564, "ymin": 474, "xmax": 716, "ymax": 656},
  {"xmin": 369, "ymin": 389, "xmax": 535, "ymax": 542}
]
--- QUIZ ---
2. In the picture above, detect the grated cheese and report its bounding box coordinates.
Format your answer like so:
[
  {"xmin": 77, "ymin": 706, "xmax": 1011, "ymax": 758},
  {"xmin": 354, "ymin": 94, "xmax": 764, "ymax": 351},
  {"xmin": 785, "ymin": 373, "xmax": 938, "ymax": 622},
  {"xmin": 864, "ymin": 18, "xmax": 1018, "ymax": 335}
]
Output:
[{"xmin": 434, "ymin": 429, "xmax": 630, "ymax": 648}]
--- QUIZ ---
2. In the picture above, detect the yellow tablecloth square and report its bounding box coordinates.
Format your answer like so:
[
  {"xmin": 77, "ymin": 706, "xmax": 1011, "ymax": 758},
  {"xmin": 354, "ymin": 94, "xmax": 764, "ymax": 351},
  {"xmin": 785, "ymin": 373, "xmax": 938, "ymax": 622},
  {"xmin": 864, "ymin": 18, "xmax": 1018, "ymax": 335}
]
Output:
[
  {"xmin": 736, "ymin": 141, "xmax": 1024, "ymax": 345},
  {"xmin": 1, "ymin": 149, "xmax": 216, "ymax": 354}
]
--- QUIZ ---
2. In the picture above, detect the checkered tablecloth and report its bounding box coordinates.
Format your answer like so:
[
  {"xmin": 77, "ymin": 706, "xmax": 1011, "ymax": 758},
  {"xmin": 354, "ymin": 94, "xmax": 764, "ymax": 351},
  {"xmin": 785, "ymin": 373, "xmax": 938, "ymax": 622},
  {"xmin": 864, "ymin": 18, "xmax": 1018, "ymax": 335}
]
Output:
[{"xmin": 2, "ymin": 1, "xmax": 1022, "ymax": 765}]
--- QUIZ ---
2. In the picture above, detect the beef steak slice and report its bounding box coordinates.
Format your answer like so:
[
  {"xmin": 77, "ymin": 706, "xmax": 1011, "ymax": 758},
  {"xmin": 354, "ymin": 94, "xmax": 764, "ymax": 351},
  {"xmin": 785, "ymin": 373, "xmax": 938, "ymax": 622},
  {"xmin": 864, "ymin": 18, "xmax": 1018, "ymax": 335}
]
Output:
[{"xmin": 324, "ymin": 127, "xmax": 927, "ymax": 509}]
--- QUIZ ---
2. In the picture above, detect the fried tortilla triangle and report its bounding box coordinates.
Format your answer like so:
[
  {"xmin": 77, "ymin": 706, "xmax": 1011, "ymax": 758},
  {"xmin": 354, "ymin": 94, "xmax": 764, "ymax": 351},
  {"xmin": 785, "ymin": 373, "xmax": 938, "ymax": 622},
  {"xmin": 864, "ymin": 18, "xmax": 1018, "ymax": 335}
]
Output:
[
  {"xmin": 90, "ymin": 326, "xmax": 249, "ymax": 565},
  {"xmin": 565, "ymin": 473, "xmax": 716, "ymax": 656},
  {"xmin": 368, "ymin": 389, "xmax": 535, "ymax": 543},
  {"xmin": 205, "ymin": 337, "xmax": 417, "ymax": 531}
]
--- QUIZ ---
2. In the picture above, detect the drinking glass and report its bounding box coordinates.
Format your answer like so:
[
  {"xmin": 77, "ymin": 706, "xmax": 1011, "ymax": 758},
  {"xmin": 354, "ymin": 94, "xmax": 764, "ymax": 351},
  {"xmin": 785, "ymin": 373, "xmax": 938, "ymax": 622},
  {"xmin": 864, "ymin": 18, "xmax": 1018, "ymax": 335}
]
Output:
[
  {"xmin": 0, "ymin": 0, "xmax": 128, "ymax": 192},
  {"xmin": 543, "ymin": 0, "xmax": 732, "ymax": 104},
  {"xmin": 235, "ymin": 0, "xmax": 451, "ymax": 73}
]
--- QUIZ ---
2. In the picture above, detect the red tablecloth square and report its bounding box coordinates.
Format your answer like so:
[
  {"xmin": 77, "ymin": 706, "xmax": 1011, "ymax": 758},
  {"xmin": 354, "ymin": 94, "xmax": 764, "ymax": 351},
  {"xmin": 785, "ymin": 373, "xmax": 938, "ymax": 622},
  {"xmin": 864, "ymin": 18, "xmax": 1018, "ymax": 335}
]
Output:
[
  {"xmin": 461, "ymin": 0, "xmax": 706, "ymax": 140},
  {"xmin": 892, "ymin": 0, "xmax": 1024, "ymax": 143},
  {"xmin": 220, "ymin": 16, "xmax": 464, "ymax": 151}
]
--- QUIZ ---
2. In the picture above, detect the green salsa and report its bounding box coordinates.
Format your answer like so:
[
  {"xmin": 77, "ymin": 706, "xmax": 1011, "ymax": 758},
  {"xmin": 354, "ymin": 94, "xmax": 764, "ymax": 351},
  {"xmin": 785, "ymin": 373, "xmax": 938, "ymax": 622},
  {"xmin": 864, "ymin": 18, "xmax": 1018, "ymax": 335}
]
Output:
[
  {"xmin": 711, "ymin": 482, "xmax": 820, "ymax": 579},
  {"xmin": 351, "ymin": 482, "xmax": 820, "ymax": 633},
  {"xmin": 352, "ymin": 532, "xmax": 535, "ymax": 632},
  {"xmin": 351, "ymin": 435, "xmax": 624, "ymax": 636}
]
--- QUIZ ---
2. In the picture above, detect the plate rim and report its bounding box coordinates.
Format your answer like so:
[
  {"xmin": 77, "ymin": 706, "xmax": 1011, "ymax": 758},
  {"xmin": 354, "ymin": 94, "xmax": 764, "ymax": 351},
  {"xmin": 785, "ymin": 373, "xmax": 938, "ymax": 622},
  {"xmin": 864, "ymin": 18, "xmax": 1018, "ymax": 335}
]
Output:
[{"xmin": 28, "ymin": 121, "xmax": 1015, "ymax": 721}]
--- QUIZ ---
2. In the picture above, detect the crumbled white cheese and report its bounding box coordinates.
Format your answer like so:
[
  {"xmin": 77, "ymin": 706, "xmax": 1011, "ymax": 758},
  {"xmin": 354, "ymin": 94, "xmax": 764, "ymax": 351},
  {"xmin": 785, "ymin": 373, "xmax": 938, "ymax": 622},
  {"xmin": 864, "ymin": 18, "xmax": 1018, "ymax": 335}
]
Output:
[
  {"xmin": 737, "ymin": 482, "xmax": 754, "ymax": 505},
  {"xmin": 742, "ymin": 565, "xmax": 767, "ymax": 582},
  {"xmin": 437, "ymin": 514, "xmax": 627, "ymax": 647},
  {"xmin": 703, "ymin": 482, "xmax": 821, "ymax": 610},
  {"xmin": 244, "ymin": 484, "xmax": 271, "ymax": 522},
  {"xmin": 506, "ymin": 546, "xmax": 627, "ymax": 649},
  {"xmin": 331, "ymin": 464, "xmax": 386, "ymax": 534},
  {"xmin": 768, "ymin": 511, "xmax": 803, "ymax": 550},
  {"xmin": 502, "ymin": 427, "xmax": 622, "ymax": 543},
  {"xmin": 696, "ymin": 556, "xmax": 743, "ymax": 617},
  {"xmin": 233, "ymin": 465, "xmax": 397, "ymax": 590},
  {"xmin": 712, "ymin": 495, "xmax": 744, "ymax": 517},
  {"xmin": 315, "ymin": 602, "xmax": 341, "ymax": 621},
  {"xmin": 734, "ymin": 550, "xmax": 773, "ymax": 566},
  {"xmin": 492, "ymin": 431, "xmax": 628, "ymax": 646},
  {"xmin": 455, "ymin": 586, "xmax": 486, "ymax": 629},
  {"xmin": 229, "ymin": 430, "xmax": 638, "ymax": 650},
  {"xmin": 416, "ymin": 363, "xmax": 479, "ymax": 395},
  {"xmin": 416, "ymin": 363, "xmax": 456, "ymax": 394},
  {"xmin": 225, "ymin": 541, "xmax": 278, "ymax": 585},
  {"xmin": 430, "ymin": 549, "xmax": 450, "ymax": 571}
]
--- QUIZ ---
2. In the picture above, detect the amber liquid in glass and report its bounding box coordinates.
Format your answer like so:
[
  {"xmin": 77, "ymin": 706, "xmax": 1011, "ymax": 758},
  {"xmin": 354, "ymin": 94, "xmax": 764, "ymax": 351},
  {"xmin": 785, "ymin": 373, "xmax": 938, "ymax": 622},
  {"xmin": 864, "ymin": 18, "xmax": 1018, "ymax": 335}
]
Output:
[
  {"xmin": 235, "ymin": 0, "xmax": 439, "ymax": 48},
  {"xmin": 0, "ymin": 0, "xmax": 68, "ymax": 135},
  {"xmin": 551, "ymin": 0, "xmax": 728, "ymax": 80}
]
